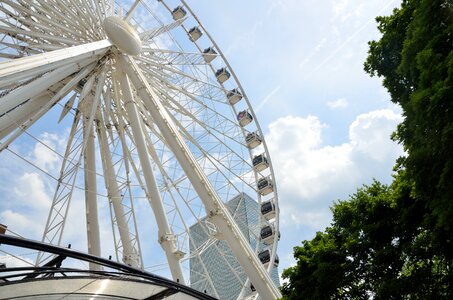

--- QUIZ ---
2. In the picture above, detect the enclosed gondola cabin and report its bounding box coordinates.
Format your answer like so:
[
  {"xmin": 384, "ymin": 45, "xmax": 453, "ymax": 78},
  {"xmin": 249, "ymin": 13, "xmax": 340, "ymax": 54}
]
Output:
[
  {"xmin": 260, "ymin": 225, "xmax": 280, "ymax": 245},
  {"xmin": 202, "ymin": 47, "xmax": 217, "ymax": 63},
  {"xmin": 215, "ymin": 67, "xmax": 230, "ymax": 83},
  {"xmin": 261, "ymin": 200, "xmax": 276, "ymax": 220},
  {"xmin": 257, "ymin": 176, "xmax": 273, "ymax": 196},
  {"xmin": 245, "ymin": 132, "xmax": 262, "ymax": 149},
  {"xmin": 252, "ymin": 153, "xmax": 269, "ymax": 172},
  {"xmin": 258, "ymin": 249, "xmax": 279, "ymax": 268},
  {"xmin": 227, "ymin": 88, "xmax": 242, "ymax": 105},
  {"xmin": 237, "ymin": 110, "xmax": 253, "ymax": 127},
  {"xmin": 172, "ymin": 6, "xmax": 187, "ymax": 20},
  {"xmin": 188, "ymin": 26, "xmax": 202, "ymax": 42}
]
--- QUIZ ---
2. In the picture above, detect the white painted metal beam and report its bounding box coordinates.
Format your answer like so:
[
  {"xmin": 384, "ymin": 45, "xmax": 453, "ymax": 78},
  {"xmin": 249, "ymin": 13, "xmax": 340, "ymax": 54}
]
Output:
[
  {"xmin": 0, "ymin": 94, "xmax": 48, "ymax": 139},
  {"xmin": 96, "ymin": 112, "xmax": 140, "ymax": 268},
  {"xmin": 120, "ymin": 55, "xmax": 281, "ymax": 300},
  {"xmin": 0, "ymin": 40, "xmax": 111, "ymax": 88},
  {"xmin": 0, "ymin": 60, "xmax": 96, "ymax": 117},
  {"xmin": 83, "ymin": 116, "xmax": 101, "ymax": 271},
  {"xmin": 125, "ymin": 0, "xmax": 141, "ymax": 21},
  {"xmin": 117, "ymin": 67, "xmax": 185, "ymax": 284},
  {"xmin": 0, "ymin": 63, "xmax": 96, "ymax": 151}
]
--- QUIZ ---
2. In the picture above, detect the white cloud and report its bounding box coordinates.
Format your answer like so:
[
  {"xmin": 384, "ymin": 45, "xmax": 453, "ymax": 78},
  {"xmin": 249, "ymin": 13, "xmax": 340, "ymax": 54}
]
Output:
[
  {"xmin": 332, "ymin": 0, "xmax": 350, "ymax": 16},
  {"xmin": 0, "ymin": 209, "xmax": 43, "ymax": 237},
  {"xmin": 349, "ymin": 109, "xmax": 403, "ymax": 162},
  {"xmin": 327, "ymin": 97, "xmax": 348, "ymax": 109},
  {"xmin": 266, "ymin": 108, "xmax": 403, "ymax": 232},
  {"xmin": 29, "ymin": 132, "xmax": 65, "ymax": 173},
  {"xmin": 0, "ymin": 254, "xmax": 35, "ymax": 268},
  {"xmin": 13, "ymin": 172, "xmax": 51, "ymax": 211}
]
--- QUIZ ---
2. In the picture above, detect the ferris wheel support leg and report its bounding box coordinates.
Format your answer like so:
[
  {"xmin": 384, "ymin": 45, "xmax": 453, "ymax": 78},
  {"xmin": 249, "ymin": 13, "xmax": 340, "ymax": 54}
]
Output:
[
  {"xmin": 120, "ymin": 56, "xmax": 281, "ymax": 300},
  {"xmin": 117, "ymin": 67, "xmax": 185, "ymax": 284},
  {"xmin": 0, "ymin": 39, "xmax": 111, "ymax": 88},
  {"xmin": 0, "ymin": 94, "xmax": 48, "ymax": 139},
  {"xmin": 0, "ymin": 63, "xmax": 96, "ymax": 152},
  {"xmin": 83, "ymin": 116, "xmax": 101, "ymax": 271},
  {"xmin": 96, "ymin": 114, "xmax": 141, "ymax": 268},
  {"xmin": 0, "ymin": 61, "xmax": 94, "ymax": 117}
]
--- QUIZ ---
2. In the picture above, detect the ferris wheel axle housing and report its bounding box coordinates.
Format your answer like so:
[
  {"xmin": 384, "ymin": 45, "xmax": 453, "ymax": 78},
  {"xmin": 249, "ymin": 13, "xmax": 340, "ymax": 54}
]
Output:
[{"xmin": 103, "ymin": 16, "xmax": 142, "ymax": 56}]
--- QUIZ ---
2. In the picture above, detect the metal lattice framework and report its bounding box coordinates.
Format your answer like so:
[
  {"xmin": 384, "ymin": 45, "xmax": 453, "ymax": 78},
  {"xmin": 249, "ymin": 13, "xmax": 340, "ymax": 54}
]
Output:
[{"xmin": 0, "ymin": 1, "xmax": 281, "ymax": 300}]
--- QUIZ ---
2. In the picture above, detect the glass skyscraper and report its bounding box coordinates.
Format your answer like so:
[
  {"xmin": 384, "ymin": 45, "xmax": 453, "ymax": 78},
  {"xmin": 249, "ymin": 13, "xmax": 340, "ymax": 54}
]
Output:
[{"xmin": 189, "ymin": 193, "xmax": 279, "ymax": 300}]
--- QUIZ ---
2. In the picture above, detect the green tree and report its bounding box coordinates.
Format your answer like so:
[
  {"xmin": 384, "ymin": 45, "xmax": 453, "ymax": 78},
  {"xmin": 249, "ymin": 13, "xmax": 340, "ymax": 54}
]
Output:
[
  {"xmin": 364, "ymin": 0, "xmax": 453, "ymax": 294},
  {"xmin": 281, "ymin": 0, "xmax": 453, "ymax": 298},
  {"xmin": 364, "ymin": 0, "xmax": 453, "ymax": 234},
  {"xmin": 281, "ymin": 177, "xmax": 450, "ymax": 299},
  {"xmin": 281, "ymin": 181, "xmax": 405, "ymax": 299}
]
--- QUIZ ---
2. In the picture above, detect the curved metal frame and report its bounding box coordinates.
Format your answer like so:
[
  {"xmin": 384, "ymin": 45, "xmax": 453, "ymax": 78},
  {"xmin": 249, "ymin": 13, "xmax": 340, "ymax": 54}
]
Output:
[{"xmin": 0, "ymin": 235, "xmax": 217, "ymax": 300}]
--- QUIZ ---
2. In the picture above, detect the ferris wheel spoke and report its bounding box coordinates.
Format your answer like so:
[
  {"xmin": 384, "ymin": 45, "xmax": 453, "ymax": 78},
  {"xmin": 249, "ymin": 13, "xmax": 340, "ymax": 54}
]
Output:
[
  {"xmin": 124, "ymin": 0, "xmax": 141, "ymax": 21},
  {"xmin": 54, "ymin": 0, "xmax": 100, "ymax": 39},
  {"xmin": 161, "ymin": 87, "xmax": 242, "ymax": 144},
  {"xmin": 166, "ymin": 110, "xmax": 255, "ymax": 195},
  {"xmin": 141, "ymin": 65, "xmax": 227, "ymax": 109},
  {"xmin": 135, "ymin": 56, "xmax": 218, "ymax": 90},
  {"xmin": 33, "ymin": 0, "xmax": 82, "ymax": 30},
  {"xmin": 140, "ymin": 48, "xmax": 211, "ymax": 66},
  {"xmin": 0, "ymin": 23, "xmax": 79, "ymax": 47},
  {"xmin": 0, "ymin": 5, "xmax": 85, "ymax": 42},
  {"xmin": 156, "ymin": 94, "xmax": 255, "ymax": 191},
  {"xmin": 92, "ymin": 0, "xmax": 107, "ymax": 25},
  {"xmin": 139, "ymin": 17, "xmax": 187, "ymax": 43},
  {"xmin": 77, "ymin": 1, "xmax": 103, "ymax": 33},
  {"xmin": 3, "ymin": 0, "xmax": 83, "ymax": 38}
]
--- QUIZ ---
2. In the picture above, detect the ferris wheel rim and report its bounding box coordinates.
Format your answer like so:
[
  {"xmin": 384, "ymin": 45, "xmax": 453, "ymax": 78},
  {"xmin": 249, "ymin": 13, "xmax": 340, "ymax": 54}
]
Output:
[{"xmin": 0, "ymin": 1, "xmax": 281, "ymax": 299}]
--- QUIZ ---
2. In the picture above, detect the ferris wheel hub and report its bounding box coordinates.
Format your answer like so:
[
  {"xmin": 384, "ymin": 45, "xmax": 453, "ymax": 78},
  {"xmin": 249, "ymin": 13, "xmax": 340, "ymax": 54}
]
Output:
[{"xmin": 103, "ymin": 16, "xmax": 142, "ymax": 56}]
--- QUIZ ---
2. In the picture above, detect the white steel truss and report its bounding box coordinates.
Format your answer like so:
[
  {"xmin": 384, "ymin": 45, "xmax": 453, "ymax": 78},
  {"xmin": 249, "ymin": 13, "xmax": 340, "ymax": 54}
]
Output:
[{"xmin": 0, "ymin": 1, "xmax": 282, "ymax": 299}]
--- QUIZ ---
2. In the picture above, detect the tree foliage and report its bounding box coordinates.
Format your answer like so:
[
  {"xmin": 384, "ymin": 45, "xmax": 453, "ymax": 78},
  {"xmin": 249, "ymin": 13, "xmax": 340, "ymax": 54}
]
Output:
[
  {"xmin": 364, "ymin": 0, "xmax": 453, "ymax": 235},
  {"xmin": 281, "ymin": 0, "xmax": 452, "ymax": 298},
  {"xmin": 281, "ymin": 177, "xmax": 451, "ymax": 299}
]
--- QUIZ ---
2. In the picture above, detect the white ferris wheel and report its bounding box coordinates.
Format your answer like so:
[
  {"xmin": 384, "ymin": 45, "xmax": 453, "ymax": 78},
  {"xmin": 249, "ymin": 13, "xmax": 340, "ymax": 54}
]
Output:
[{"xmin": 0, "ymin": 1, "xmax": 281, "ymax": 300}]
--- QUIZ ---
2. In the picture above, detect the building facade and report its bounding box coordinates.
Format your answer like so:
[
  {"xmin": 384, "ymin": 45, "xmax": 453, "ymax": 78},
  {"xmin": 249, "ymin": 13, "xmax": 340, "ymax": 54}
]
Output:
[{"xmin": 189, "ymin": 193, "xmax": 279, "ymax": 300}]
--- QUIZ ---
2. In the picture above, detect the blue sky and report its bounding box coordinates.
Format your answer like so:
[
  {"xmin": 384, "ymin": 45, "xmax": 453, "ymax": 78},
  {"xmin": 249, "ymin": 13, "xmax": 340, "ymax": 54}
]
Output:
[
  {"xmin": 0, "ymin": 0, "xmax": 404, "ymax": 282},
  {"xmin": 187, "ymin": 0, "xmax": 404, "ymax": 271}
]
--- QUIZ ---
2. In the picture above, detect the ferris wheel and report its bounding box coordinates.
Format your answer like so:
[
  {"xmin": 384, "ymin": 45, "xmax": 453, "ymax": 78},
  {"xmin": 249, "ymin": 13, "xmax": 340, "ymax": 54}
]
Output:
[{"xmin": 0, "ymin": 1, "xmax": 281, "ymax": 300}]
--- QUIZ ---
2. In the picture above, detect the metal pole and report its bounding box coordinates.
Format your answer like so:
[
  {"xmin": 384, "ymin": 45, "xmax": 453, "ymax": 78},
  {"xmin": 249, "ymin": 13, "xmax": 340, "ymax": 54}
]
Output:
[
  {"xmin": 118, "ymin": 67, "xmax": 185, "ymax": 284},
  {"xmin": 96, "ymin": 114, "xmax": 140, "ymax": 268},
  {"xmin": 0, "ymin": 39, "xmax": 111, "ymax": 87},
  {"xmin": 120, "ymin": 55, "xmax": 280, "ymax": 300},
  {"xmin": 0, "ymin": 94, "xmax": 48, "ymax": 139},
  {"xmin": 0, "ymin": 62, "xmax": 93, "ymax": 116},
  {"xmin": 83, "ymin": 116, "xmax": 101, "ymax": 271}
]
